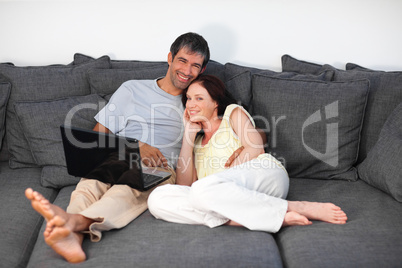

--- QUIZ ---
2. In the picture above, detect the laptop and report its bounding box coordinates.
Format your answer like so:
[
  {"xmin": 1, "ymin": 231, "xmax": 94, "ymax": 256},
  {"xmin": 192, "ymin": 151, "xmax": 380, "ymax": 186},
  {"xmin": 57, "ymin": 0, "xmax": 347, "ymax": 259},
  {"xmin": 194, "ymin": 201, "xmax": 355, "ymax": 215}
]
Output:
[{"xmin": 60, "ymin": 125, "xmax": 171, "ymax": 191}]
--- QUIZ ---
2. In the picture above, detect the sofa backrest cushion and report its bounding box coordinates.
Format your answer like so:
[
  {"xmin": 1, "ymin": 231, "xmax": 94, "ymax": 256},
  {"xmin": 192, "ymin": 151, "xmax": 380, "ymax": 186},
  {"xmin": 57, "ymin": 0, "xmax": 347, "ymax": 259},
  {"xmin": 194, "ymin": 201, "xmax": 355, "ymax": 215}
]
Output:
[
  {"xmin": 14, "ymin": 94, "xmax": 105, "ymax": 188},
  {"xmin": 341, "ymin": 63, "xmax": 402, "ymax": 163},
  {"xmin": 224, "ymin": 62, "xmax": 334, "ymax": 114},
  {"xmin": 357, "ymin": 100, "xmax": 402, "ymax": 202},
  {"xmin": 252, "ymin": 75, "xmax": 369, "ymax": 181},
  {"xmin": 0, "ymin": 56, "xmax": 111, "ymax": 169},
  {"xmin": 88, "ymin": 67, "xmax": 168, "ymax": 96},
  {"xmin": 281, "ymin": 55, "xmax": 402, "ymax": 165},
  {"xmin": 0, "ymin": 82, "xmax": 11, "ymax": 152}
]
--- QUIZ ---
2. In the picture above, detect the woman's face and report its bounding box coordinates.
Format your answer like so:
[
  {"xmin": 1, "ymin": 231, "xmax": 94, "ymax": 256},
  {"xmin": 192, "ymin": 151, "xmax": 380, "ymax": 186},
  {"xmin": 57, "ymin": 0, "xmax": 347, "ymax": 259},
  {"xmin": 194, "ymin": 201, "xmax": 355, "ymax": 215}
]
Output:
[{"xmin": 185, "ymin": 82, "xmax": 218, "ymax": 122}]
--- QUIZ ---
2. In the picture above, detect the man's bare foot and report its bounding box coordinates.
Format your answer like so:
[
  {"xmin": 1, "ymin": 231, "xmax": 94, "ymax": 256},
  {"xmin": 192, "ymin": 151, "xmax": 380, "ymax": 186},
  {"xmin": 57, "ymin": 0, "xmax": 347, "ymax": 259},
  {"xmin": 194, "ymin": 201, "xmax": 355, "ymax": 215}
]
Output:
[
  {"xmin": 25, "ymin": 188, "xmax": 55, "ymax": 221},
  {"xmin": 44, "ymin": 216, "xmax": 86, "ymax": 263},
  {"xmin": 288, "ymin": 201, "xmax": 347, "ymax": 224},
  {"xmin": 25, "ymin": 188, "xmax": 92, "ymax": 263},
  {"xmin": 282, "ymin": 211, "xmax": 312, "ymax": 227}
]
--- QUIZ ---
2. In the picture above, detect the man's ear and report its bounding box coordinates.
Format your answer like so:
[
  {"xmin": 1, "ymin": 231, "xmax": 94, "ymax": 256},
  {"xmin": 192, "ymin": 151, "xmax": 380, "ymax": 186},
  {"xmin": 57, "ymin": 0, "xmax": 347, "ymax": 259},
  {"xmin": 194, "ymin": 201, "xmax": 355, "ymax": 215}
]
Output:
[
  {"xmin": 200, "ymin": 66, "xmax": 207, "ymax": 74},
  {"xmin": 167, "ymin": 52, "xmax": 173, "ymax": 66}
]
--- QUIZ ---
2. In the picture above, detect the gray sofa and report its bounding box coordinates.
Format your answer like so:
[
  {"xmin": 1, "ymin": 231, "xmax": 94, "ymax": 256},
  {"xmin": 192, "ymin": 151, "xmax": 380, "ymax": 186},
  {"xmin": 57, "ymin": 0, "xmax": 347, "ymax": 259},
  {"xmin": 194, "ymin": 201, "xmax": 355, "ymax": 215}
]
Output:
[{"xmin": 1, "ymin": 53, "xmax": 401, "ymax": 268}]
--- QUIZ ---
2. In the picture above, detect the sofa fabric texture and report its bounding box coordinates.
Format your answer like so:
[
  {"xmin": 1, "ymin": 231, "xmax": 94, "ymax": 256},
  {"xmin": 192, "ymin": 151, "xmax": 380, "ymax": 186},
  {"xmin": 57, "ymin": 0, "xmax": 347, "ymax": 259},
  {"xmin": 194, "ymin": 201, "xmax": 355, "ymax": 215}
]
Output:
[{"xmin": 0, "ymin": 53, "xmax": 401, "ymax": 268}]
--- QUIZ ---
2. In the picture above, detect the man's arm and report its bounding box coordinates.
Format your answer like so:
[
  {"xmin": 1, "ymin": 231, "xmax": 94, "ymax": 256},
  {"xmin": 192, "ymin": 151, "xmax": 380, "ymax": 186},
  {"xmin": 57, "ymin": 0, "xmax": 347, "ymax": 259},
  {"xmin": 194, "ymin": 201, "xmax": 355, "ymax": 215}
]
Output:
[
  {"xmin": 93, "ymin": 122, "xmax": 111, "ymax": 133},
  {"xmin": 224, "ymin": 128, "xmax": 267, "ymax": 168},
  {"xmin": 93, "ymin": 123, "xmax": 167, "ymax": 168}
]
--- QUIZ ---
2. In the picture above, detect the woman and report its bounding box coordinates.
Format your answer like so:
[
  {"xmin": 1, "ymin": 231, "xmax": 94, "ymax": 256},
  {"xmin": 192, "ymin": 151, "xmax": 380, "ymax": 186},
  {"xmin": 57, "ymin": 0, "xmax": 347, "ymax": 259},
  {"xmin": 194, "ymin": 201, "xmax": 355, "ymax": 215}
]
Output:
[{"xmin": 148, "ymin": 75, "xmax": 347, "ymax": 232}]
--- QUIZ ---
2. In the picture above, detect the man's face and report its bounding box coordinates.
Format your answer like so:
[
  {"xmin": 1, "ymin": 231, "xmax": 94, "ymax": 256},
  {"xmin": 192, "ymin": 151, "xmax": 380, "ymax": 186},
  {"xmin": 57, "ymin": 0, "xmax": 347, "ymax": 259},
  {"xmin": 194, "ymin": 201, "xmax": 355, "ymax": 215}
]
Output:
[{"xmin": 167, "ymin": 48, "xmax": 205, "ymax": 91}]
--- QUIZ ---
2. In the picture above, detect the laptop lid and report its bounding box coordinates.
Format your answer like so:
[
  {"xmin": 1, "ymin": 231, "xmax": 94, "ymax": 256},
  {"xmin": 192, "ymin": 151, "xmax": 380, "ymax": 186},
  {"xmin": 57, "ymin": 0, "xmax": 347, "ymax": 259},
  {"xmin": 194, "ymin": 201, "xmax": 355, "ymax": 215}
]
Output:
[{"xmin": 60, "ymin": 125, "xmax": 170, "ymax": 191}]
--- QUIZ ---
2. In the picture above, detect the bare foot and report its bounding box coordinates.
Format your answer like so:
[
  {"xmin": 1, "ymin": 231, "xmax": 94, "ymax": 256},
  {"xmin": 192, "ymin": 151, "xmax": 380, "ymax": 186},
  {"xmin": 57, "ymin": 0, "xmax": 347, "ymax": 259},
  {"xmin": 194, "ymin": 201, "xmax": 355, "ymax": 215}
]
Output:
[
  {"xmin": 44, "ymin": 216, "xmax": 86, "ymax": 263},
  {"xmin": 282, "ymin": 211, "xmax": 312, "ymax": 227},
  {"xmin": 25, "ymin": 188, "xmax": 55, "ymax": 221},
  {"xmin": 288, "ymin": 201, "xmax": 347, "ymax": 224},
  {"xmin": 25, "ymin": 188, "xmax": 91, "ymax": 263}
]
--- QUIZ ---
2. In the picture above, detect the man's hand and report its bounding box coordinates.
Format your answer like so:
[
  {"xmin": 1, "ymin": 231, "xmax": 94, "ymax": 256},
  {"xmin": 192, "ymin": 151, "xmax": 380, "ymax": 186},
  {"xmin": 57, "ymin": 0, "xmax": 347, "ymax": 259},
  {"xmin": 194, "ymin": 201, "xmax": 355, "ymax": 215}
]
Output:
[
  {"xmin": 139, "ymin": 142, "xmax": 168, "ymax": 168},
  {"xmin": 224, "ymin": 146, "xmax": 244, "ymax": 168}
]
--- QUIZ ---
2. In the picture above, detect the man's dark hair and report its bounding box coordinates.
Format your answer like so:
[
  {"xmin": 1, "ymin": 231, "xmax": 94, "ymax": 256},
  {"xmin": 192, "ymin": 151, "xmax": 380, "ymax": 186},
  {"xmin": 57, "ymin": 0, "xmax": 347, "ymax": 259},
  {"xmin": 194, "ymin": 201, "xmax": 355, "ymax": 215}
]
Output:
[{"xmin": 170, "ymin": 32, "xmax": 210, "ymax": 69}]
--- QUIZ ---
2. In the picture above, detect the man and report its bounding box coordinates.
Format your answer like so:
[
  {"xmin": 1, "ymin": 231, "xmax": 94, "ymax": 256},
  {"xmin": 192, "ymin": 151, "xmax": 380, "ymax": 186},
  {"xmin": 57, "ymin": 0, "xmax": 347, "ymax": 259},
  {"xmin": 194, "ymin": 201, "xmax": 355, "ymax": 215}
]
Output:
[{"xmin": 25, "ymin": 32, "xmax": 210, "ymax": 263}]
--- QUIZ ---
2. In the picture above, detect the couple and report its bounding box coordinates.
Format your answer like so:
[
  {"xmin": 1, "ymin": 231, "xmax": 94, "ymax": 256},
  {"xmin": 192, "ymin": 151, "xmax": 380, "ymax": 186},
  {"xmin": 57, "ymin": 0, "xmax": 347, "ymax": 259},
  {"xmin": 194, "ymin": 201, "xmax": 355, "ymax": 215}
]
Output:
[{"xmin": 26, "ymin": 32, "xmax": 347, "ymax": 263}]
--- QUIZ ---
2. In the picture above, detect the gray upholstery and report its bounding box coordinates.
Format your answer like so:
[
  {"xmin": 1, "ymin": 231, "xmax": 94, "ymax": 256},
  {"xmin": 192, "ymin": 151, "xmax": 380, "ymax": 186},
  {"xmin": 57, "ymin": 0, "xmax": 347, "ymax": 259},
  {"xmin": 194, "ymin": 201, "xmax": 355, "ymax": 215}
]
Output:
[
  {"xmin": 358, "ymin": 102, "xmax": 402, "ymax": 202},
  {"xmin": 27, "ymin": 186, "xmax": 283, "ymax": 268},
  {"xmin": 224, "ymin": 62, "xmax": 334, "ymax": 112},
  {"xmin": 14, "ymin": 94, "xmax": 104, "ymax": 188},
  {"xmin": 252, "ymin": 75, "xmax": 369, "ymax": 181},
  {"xmin": 277, "ymin": 178, "xmax": 402, "ymax": 268},
  {"xmin": 282, "ymin": 54, "xmax": 326, "ymax": 75},
  {"xmin": 341, "ymin": 63, "xmax": 402, "ymax": 163},
  {"xmin": 88, "ymin": 67, "xmax": 168, "ymax": 96},
  {"xmin": 0, "ymin": 82, "xmax": 10, "ymax": 150},
  {"xmin": 0, "ymin": 162, "xmax": 58, "ymax": 268},
  {"xmin": 1, "ymin": 54, "xmax": 401, "ymax": 267},
  {"xmin": 0, "ymin": 57, "xmax": 111, "ymax": 168},
  {"xmin": 280, "ymin": 55, "xmax": 402, "ymax": 164}
]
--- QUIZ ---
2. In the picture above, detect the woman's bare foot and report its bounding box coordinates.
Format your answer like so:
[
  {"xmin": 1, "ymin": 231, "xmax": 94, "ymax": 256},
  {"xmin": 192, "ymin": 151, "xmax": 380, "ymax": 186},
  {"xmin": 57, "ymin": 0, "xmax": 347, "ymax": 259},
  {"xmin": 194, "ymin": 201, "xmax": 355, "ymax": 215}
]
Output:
[
  {"xmin": 288, "ymin": 201, "xmax": 347, "ymax": 224},
  {"xmin": 44, "ymin": 216, "xmax": 86, "ymax": 263},
  {"xmin": 282, "ymin": 211, "xmax": 312, "ymax": 226}
]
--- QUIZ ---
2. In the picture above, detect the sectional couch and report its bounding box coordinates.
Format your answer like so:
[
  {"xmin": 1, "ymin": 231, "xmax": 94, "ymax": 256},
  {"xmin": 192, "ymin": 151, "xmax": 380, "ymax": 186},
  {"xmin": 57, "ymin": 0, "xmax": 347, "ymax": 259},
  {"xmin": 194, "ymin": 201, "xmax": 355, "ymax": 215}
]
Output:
[{"xmin": 0, "ymin": 53, "xmax": 401, "ymax": 267}]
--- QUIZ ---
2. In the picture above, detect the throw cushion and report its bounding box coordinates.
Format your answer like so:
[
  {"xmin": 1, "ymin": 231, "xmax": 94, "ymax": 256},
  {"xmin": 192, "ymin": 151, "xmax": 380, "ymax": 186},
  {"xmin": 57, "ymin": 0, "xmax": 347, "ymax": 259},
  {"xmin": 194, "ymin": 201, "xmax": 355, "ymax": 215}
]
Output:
[
  {"xmin": 330, "ymin": 64, "xmax": 402, "ymax": 163},
  {"xmin": 224, "ymin": 63, "xmax": 334, "ymax": 113},
  {"xmin": 357, "ymin": 103, "xmax": 402, "ymax": 202},
  {"xmin": 88, "ymin": 67, "xmax": 168, "ymax": 96},
  {"xmin": 0, "ymin": 56, "xmax": 111, "ymax": 168},
  {"xmin": 281, "ymin": 54, "xmax": 326, "ymax": 75},
  {"xmin": 74, "ymin": 53, "xmax": 168, "ymax": 69},
  {"xmin": 281, "ymin": 55, "xmax": 402, "ymax": 164},
  {"xmin": 0, "ymin": 82, "xmax": 11, "ymax": 151},
  {"xmin": 252, "ymin": 75, "xmax": 369, "ymax": 181},
  {"xmin": 14, "ymin": 94, "xmax": 105, "ymax": 188}
]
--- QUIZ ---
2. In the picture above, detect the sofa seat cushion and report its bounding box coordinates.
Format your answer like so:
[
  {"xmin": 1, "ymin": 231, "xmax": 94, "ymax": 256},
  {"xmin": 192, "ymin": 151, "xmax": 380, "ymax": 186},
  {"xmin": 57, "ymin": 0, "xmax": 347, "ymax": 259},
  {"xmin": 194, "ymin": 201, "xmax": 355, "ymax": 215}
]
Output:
[
  {"xmin": 0, "ymin": 162, "xmax": 58, "ymax": 268},
  {"xmin": 27, "ymin": 186, "xmax": 283, "ymax": 268},
  {"xmin": 276, "ymin": 178, "xmax": 402, "ymax": 268}
]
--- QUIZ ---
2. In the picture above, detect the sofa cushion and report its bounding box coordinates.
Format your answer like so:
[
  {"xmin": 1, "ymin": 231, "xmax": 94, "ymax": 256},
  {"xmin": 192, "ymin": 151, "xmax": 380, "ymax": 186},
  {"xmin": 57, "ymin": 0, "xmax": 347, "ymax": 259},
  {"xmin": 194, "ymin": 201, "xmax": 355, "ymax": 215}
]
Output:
[
  {"xmin": 281, "ymin": 54, "xmax": 327, "ymax": 75},
  {"xmin": 281, "ymin": 55, "xmax": 402, "ymax": 164},
  {"xmin": 276, "ymin": 178, "xmax": 402, "ymax": 268},
  {"xmin": 27, "ymin": 186, "xmax": 283, "ymax": 267},
  {"xmin": 357, "ymin": 103, "xmax": 402, "ymax": 202},
  {"xmin": 88, "ymin": 67, "xmax": 168, "ymax": 96},
  {"xmin": 0, "ymin": 162, "xmax": 58, "ymax": 268},
  {"xmin": 14, "ymin": 94, "xmax": 105, "ymax": 188},
  {"xmin": 202, "ymin": 60, "xmax": 225, "ymax": 82},
  {"xmin": 341, "ymin": 63, "xmax": 402, "ymax": 163},
  {"xmin": 0, "ymin": 82, "xmax": 11, "ymax": 151},
  {"xmin": 74, "ymin": 52, "xmax": 168, "ymax": 69},
  {"xmin": 0, "ymin": 57, "xmax": 111, "ymax": 169},
  {"xmin": 252, "ymin": 75, "xmax": 369, "ymax": 181},
  {"xmin": 224, "ymin": 63, "xmax": 334, "ymax": 113}
]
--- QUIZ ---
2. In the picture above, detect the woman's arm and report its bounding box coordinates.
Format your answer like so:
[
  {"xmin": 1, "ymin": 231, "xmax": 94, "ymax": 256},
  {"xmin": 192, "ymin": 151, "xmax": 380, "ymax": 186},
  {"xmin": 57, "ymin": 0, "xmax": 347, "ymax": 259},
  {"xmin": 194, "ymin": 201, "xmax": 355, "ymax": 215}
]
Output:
[
  {"xmin": 228, "ymin": 107, "xmax": 265, "ymax": 167},
  {"xmin": 176, "ymin": 109, "xmax": 200, "ymax": 186}
]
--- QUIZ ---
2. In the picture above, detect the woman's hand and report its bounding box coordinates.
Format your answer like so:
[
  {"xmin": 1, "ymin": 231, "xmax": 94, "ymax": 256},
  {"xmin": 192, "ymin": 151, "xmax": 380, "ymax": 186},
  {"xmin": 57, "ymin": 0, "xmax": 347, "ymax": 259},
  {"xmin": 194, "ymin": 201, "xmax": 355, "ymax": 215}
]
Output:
[{"xmin": 183, "ymin": 108, "xmax": 202, "ymax": 144}]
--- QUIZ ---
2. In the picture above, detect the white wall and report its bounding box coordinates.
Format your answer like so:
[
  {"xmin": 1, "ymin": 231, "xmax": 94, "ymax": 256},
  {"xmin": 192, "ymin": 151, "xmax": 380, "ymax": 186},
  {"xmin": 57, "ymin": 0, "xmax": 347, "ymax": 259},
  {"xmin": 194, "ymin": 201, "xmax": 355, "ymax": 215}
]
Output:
[{"xmin": 1, "ymin": 0, "xmax": 401, "ymax": 71}]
